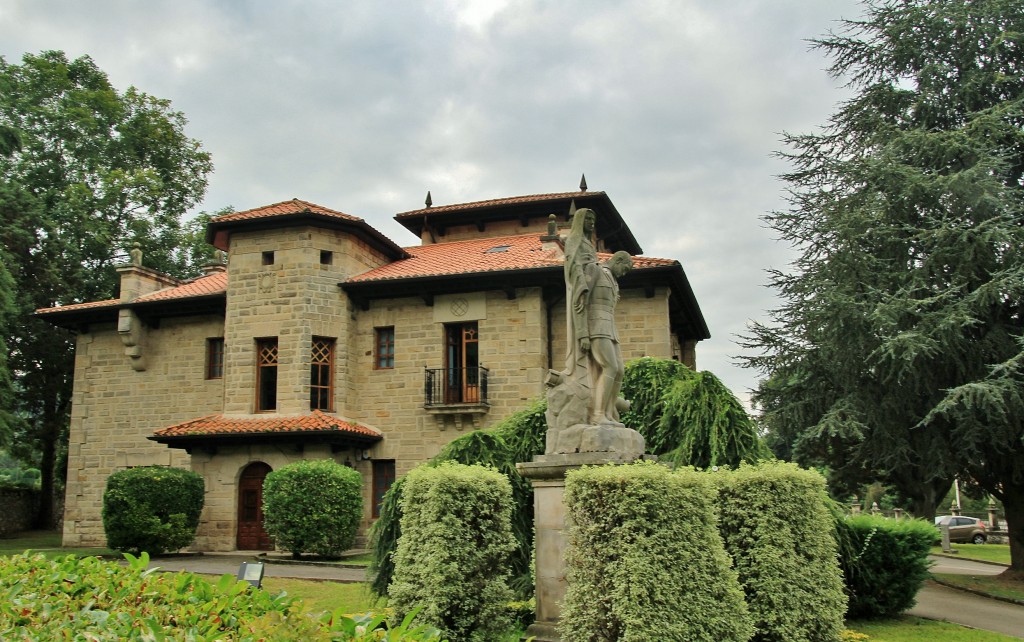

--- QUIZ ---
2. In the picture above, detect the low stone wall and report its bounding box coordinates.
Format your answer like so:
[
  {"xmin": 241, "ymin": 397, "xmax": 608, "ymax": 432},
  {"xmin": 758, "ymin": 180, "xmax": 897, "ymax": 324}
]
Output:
[{"xmin": 0, "ymin": 487, "xmax": 38, "ymax": 537}]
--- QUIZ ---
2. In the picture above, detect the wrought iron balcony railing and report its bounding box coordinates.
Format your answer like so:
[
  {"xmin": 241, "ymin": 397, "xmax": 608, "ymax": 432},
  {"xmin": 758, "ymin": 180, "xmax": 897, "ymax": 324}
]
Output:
[{"xmin": 424, "ymin": 366, "xmax": 489, "ymax": 407}]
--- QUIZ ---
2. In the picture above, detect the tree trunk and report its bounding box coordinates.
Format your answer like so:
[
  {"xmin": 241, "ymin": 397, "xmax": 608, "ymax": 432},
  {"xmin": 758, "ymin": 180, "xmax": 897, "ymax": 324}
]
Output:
[
  {"xmin": 34, "ymin": 417, "xmax": 60, "ymax": 529},
  {"xmin": 1001, "ymin": 479, "xmax": 1024, "ymax": 575}
]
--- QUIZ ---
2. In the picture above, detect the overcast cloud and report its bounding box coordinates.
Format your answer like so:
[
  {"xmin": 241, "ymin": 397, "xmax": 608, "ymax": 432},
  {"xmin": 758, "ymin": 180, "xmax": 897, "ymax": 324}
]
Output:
[{"xmin": 0, "ymin": 0, "xmax": 864, "ymax": 407}]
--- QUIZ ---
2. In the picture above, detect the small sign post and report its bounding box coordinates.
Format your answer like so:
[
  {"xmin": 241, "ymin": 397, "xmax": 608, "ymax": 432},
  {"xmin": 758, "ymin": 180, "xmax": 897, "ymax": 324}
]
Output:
[{"xmin": 237, "ymin": 561, "xmax": 265, "ymax": 588}]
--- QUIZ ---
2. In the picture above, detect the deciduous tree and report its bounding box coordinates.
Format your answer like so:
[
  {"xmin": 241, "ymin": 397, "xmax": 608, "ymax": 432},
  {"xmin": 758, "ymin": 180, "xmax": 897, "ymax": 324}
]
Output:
[
  {"xmin": 744, "ymin": 0, "xmax": 1024, "ymax": 572},
  {"xmin": 0, "ymin": 51, "xmax": 213, "ymax": 526}
]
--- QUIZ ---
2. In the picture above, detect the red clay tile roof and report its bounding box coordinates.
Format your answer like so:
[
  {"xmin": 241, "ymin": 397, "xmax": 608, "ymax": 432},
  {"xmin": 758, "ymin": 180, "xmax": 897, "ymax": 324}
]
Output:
[
  {"xmin": 396, "ymin": 191, "xmax": 597, "ymax": 218},
  {"xmin": 348, "ymin": 233, "xmax": 676, "ymax": 283},
  {"xmin": 153, "ymin": 410, "xmax": 382, "ymax": 440},
  {"xmin": 213, "ymin": 198, "xmax": 361, "ymax": 223},
  {"xmin": 35, "ymin": 271, "xmax": 228, "ymax": 315}
]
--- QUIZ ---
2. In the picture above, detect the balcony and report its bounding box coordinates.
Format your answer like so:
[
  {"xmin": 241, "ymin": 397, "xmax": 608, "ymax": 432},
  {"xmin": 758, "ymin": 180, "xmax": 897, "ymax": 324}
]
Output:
[{"xmin": 424, "ymin": 367, "xmax": 489, "ymax": 430}]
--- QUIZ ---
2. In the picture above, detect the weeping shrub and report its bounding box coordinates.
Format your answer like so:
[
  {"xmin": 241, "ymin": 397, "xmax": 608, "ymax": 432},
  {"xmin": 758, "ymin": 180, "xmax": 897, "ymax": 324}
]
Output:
[
  {"xmin": 835, "ymin": 513, "xmax": 935, "ymax": 617},
  {"xmin": 262, "ymin": 459, "xmax": 362, "ymax": 558},
  {"xmin": 388, "ymin": 462, "xmax": 516, "ymax": 642},
  {"xmin": 716, "ymin": 461, "xmax": 847, "ymax": 642},
  {"xmin": 659, "ymin": 370, "xmax": 772, "ymax": 468},
  {"xmin": 560, "ymin": 462, "xmax": 752, "ymax": 642},
  {"xmin": 102, "ymin": 466, "xmax": 204, "ymax": 554}
]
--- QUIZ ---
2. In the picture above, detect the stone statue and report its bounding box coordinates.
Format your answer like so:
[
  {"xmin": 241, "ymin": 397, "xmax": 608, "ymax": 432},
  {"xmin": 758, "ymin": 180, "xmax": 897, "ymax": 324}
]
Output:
[{"xmin": 545, "ymin": 206, "xmax": 645, "ymax": 456}]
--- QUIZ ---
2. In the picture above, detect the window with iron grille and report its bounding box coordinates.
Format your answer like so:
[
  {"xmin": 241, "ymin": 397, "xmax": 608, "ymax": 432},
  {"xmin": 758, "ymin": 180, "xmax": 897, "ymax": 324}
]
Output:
[
  {"xmin": 310, "ymin": 336, "xmax": 334, "ymax": 411},
  {"xmin": 256, "ymin": 338, "xmax": 278, "ymax": 412},
  {"xmin": 206, "ymin": 338, "xmax": 224, "ymax": 379},
  {"xmin": 375, "ymin": 327, "xmax": 395, "ymax": 369}
]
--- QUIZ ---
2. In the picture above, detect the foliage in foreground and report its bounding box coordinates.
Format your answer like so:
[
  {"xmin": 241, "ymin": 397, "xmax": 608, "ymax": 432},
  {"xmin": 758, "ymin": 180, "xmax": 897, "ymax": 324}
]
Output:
[
  {"xmin": 102, "ymin": 466, "xmax": 204, "ymax": 555},
  {"xmin": 716, "ymin": 461, "xmax": 847, "ymax": 642},
  {"xmin": 835, "ymin": 513, "xmax": 936, "ymax": 618},
  {"xmin": 389, "ymin": 462, "xmax": 516, "ymax": 642},
  {"xmin": 262, "ymin": 459, "xmax": 363, "ymax": 558},
  {"xmin": 0, "ymin": 552, "xmax": 442, "ymax": 641},
  {"xmin": 561, "ymin": 462, "xmax": 753, "ymax": 642}
]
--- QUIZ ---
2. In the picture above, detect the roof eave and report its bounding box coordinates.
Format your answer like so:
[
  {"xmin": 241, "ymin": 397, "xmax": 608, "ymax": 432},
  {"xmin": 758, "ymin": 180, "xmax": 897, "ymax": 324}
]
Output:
[
  {"xmin": 206, "ymin": 212, "xmax": 409, "ymax": 260},
  {"xmin": 148, "ymin": 428, "xmax": 383, "ymax": 451}
]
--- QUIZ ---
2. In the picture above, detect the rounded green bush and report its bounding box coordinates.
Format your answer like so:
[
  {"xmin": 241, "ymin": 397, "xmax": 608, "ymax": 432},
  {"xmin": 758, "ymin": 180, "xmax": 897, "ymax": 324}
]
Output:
[
  {"xmin": 561, "ymin": 461, "xmax": 753, "ymax": 642},
  {"xmin": 102, "ymin": 466, "xmax": 204, "ymax": 554},
  {"xmin": 389, "ymin": 461, "xmax": 516, "ymax": 642},
  {"xmin": 836, "ymin": 513, "xmax": 936, "ymax": 617},
  {"xmin": 262, "ymin": 459, "xmax": 363, "ymax": 558},
  {"xmin": 716, "ymin": 461, "xmax": 847, "ymax": 642}
]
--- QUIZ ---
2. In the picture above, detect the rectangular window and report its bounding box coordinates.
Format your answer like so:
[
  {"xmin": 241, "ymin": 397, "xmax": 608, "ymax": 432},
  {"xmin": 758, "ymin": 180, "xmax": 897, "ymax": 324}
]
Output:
[
  {"xmin": 262, "ymin": 251, "xmax": 275, "ymax": 265},
  {"xmin": 372, "ymin": 460, "xmax": 396, "ymax": 518},
  {"xmin": 310, "ymin": 336, "xmax": 334, "ymax": 411},
  {"xmin": 206, "ymin": 338, "xmax": 224, "ymax": 379},
  {"xmin": 319, "ymin": 250, "xmax": 333, "ymax": 265},
  {"xmin": 375, "ymin": 327, "xmax": 395, "ymax": 369},
  {"xmin": 256, "ymin": 338, "xmax": 278, "ymax": 412}
]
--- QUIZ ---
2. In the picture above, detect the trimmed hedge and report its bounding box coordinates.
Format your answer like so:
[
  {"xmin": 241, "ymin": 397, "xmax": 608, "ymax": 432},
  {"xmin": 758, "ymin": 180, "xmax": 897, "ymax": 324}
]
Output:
[
  {"xmin": 102, "ymin": 466, "xmax": 204, "ymax": 554},
  {"xmin": 389, "ymin": 462, "xmax": 516, "ymax": 642},
  {"xmin": 0, "ymin": 551, "xmax": 441, "ymax": 641},
  {"xmin": 716, "ymin": 462, "xmax": 846, "ymax": 642},
  {"xmin": 835, "ymin": 513, "xmax": 935, "ymax": 617},
  {"xmin": 262, "ymin": 459, "xmax": 363, "ymax": 558},
  {"xmin": 561, "ymin": 462, "xmax": 753, "ymax": 642}
]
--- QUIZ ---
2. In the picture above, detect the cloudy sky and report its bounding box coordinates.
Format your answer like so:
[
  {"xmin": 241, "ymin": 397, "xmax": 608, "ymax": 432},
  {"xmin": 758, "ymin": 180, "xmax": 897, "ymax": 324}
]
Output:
[{"xmin": 1, "ymin": 0, "xmax": 864, "ymax": 406}]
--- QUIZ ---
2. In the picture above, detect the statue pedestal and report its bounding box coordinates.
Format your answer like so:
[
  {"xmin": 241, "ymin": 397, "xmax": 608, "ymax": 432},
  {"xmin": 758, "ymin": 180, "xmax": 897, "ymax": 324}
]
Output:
[{"xmin": 515, "ymin": 452, "xmax": 649, "ymax": 642}]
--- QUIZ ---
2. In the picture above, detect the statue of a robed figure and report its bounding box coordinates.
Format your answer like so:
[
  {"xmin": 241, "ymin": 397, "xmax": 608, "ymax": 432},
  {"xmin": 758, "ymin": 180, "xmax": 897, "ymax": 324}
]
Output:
[{"xmin": 545, "ymin": 205, "xmax": 645, "ymax": 457}]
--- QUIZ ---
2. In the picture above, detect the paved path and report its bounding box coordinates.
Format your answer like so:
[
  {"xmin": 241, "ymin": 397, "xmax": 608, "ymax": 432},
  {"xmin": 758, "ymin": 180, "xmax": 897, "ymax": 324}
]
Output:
[
  {"xmin": 910, "ymin": 555, "xmax": 1024, "ymax": 639},
  {"xmin": 144, "ymin": 553, "xmax": 369, "ymax": 582}
]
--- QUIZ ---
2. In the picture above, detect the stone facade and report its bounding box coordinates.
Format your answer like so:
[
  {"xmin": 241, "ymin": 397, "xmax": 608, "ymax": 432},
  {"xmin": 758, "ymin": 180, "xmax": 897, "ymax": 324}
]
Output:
[{"xmin": 42, "ymin": 192, "xmax": 709, "ymax": 551}]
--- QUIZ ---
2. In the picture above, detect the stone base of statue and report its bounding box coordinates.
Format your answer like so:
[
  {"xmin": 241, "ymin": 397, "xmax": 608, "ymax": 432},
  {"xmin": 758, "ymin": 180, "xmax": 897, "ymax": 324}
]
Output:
[{"xmin": 516, "ymin": 451, "xmax": 652, "ymax": 642}]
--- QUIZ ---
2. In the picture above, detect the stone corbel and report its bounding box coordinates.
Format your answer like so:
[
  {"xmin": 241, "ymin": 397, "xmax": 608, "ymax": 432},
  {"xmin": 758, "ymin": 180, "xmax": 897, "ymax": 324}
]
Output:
[{"xmin": 117, "ymin": 308, "xmax": 147, "ymax": 371}]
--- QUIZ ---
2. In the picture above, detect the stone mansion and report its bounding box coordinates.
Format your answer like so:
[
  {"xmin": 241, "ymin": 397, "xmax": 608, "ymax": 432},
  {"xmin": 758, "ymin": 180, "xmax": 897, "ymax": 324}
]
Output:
[{"xmin": 37, "ymin": 188, "xmax": 709, "ymax": 551}]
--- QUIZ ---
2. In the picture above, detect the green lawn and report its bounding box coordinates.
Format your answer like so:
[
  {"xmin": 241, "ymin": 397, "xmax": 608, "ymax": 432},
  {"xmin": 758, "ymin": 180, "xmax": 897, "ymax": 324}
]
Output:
[
  {"xmin": 0, "ymin": 530, "xmax": 117, "ymax": 558},
  {"xmin": 932, "ymin": 572, "xmax": 1024, "ymax": 603},
  {"xmin": 931, "ymin": 543, "xmax": 1011, "ymax": 565},
  {"xmin": 261, "ymin": 577, "xmax": 383, "ymax": 614},
  {"xmin": 846, "ymin": 615, "xmax": 1021, "ymax": 641}
]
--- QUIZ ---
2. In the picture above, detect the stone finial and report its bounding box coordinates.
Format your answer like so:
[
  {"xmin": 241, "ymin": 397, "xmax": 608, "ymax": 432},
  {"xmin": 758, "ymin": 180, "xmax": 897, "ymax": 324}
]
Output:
[
  {"xmin": 547, "ymin": 213, "xmax": 557, "ymax": 236},
  {"xmin": 425, "ymin": 191, "xmax": 433, "ymax": 208},
  {"xmin": 129, "ymin": 242, "xmax": 143, "ymax": 266},
  {"xmin": 870, "ymin": 501, "xmax": 880, "ymax": 515},
  {"xmin": 579, "ymin": 174, "xmax": 588, "ymax": 192},
  {"xmin": 214, "ymin": 249, "xmax": 226, "ymax": 264}
]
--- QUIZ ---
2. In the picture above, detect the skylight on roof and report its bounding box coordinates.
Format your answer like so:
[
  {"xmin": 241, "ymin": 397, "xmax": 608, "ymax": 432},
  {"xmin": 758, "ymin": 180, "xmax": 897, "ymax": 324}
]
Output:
[{"xmin": 485, "ymin": 245, "xmax": 511, "ymax": 253}]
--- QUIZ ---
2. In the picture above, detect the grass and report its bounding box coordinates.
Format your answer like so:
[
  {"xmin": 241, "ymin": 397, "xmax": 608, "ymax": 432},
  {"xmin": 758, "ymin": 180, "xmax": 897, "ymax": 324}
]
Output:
[
  {"xmin": 846, "ymin": 615, "xmax": 1021, "ymax": 641},
  {"xmin": 261, "ymin": 577, "xmax": 383, "ymax": 614},
  {"xmin": 0, "ymin": 529, "xmax": 117, "ymax": 558},
  {"xmin": 930, "ymin": 543, "xmax": 1011, "ymax": 565},
  {"xmin": 932, "ymin": 572, "xmax": 1024, "ymax": 603}
]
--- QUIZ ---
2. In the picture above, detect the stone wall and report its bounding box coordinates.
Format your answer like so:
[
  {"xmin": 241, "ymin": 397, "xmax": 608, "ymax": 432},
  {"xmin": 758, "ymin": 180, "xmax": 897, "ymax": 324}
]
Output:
[
  {"xmin": 62, "ymin": 314, "xmax": 224, "ymax": 547},
  {"xmin": 0, "ymin": 487, "xmax": 38, "ymax": 537}
]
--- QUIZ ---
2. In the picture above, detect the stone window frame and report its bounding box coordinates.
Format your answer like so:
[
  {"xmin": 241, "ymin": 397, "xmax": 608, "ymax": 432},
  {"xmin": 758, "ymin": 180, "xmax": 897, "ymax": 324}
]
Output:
[
  {"xmin": 255, "ymin": 337, "xmax": 278, "ymax": 412},
  {"xmin": 206, "ymin": 337, "xmax": 224, "ymax": 379},
  {"xmin": 310, "ymin": 336, "xmax": 335, "ymax": 411},
  {"xmin": 374, "ymin": 326, "xmax": 395, "ymax": 370}
]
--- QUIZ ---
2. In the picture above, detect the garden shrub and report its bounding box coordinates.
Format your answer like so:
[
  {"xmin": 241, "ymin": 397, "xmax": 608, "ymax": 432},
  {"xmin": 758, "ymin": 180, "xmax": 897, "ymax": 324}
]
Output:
[
  {"xmin": 834, "ymin": 513, "xmax": 935, "ymax": 617},
  {"xmin": 560, "ymin": 461, "xmax": 753, "ymax": 642},
  {"xmin": 716, "ymin": 461, "xmax": 847, "ymax": 642},
  {"xmin": 262, "ymin": 459, "xmax": 362, "ymax": 558},
  {"xmin": 389, "ymin": 461, "xmax": 516, "ymax": 642},
  {"xmin": 0, "ymin": 551, "xmax": 441, "ymax": 641},
  {"xmin": 369, "ymin": 399, "xmax": 546, "ymax": 598},
  {"xmin": 102, "ymin": 465, "xmax": 204, "ymax": 554}
]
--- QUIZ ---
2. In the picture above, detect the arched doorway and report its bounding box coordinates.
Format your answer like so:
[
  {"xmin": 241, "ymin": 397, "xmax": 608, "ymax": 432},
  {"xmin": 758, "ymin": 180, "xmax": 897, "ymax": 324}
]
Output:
[{"xmin": 237, "ymin": 462, "xmax": 273, "ymax": 550}]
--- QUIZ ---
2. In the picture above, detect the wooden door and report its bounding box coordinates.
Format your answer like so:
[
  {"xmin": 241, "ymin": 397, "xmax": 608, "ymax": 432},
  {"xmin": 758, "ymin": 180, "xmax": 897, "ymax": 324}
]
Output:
[
  {"xmin": 445, "ymin": 322, "xmax": 479, "ymax": 403},
  {"xmin": 237, "ymin": 462, "xmax": 273, "ymax": 550}
]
